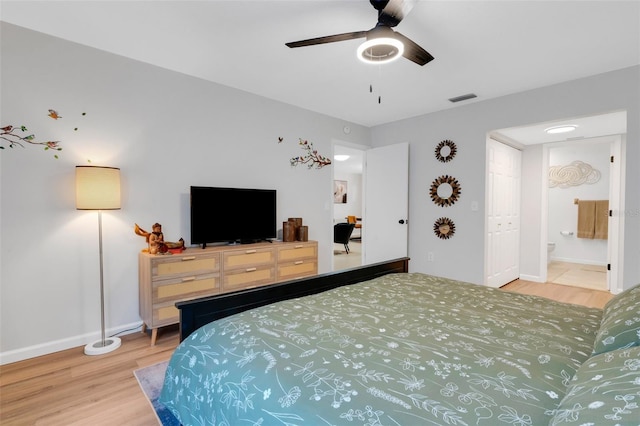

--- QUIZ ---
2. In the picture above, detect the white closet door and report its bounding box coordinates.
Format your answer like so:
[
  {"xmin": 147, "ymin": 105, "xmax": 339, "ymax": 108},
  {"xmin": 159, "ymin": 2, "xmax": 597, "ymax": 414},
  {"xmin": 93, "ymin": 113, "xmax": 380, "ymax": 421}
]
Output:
[{"xmin": 485, "ymin": 139, "xmax": 522, "ymax": 287}]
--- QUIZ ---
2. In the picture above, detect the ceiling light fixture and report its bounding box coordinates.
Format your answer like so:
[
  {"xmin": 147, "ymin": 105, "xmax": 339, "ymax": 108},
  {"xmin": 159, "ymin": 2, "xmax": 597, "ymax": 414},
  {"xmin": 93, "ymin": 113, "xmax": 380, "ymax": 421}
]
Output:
[
  {"xmin": 357, "ymin": 37, "xmax": 404, "ymax": 64},
  {"xmin": 545, "ymin": 124, "xmax": 578, "ymax": 134},
  {"xmin": 357, "ymin": 25, "xmax": 404, "ymax": 65},
  {"xmin": 334, "ymin": 154, "xmax": 350, "ymax": 161}
]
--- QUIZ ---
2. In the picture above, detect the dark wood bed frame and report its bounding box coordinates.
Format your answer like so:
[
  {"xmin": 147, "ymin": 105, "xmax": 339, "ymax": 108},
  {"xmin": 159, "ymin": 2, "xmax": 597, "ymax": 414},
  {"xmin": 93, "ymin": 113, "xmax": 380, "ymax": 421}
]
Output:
[{"xmin": 176, "ymin": 257, "xmax": 409, "ymax": 341}]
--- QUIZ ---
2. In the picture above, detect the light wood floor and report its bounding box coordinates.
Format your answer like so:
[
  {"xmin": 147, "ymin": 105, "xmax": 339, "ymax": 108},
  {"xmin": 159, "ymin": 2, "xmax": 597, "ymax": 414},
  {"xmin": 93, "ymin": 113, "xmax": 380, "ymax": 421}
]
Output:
[
  {"xmin": 0, "ymin": 280, "xmax": 613, "ymax": 425},
  {"xmin": 502, "ymin": 278, "xmax": 613, "ymax": 309},
  {"xmin": 0, "ymin": 326, "xmax": 181, "ymax": 425}
]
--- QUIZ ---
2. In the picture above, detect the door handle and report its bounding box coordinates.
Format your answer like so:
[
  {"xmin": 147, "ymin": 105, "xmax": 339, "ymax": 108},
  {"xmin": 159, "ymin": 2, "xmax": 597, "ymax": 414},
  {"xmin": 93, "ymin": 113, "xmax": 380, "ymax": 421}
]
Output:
[{"xmin": 399, "ymin": 219, "xmax": 406, "ymax": 224}]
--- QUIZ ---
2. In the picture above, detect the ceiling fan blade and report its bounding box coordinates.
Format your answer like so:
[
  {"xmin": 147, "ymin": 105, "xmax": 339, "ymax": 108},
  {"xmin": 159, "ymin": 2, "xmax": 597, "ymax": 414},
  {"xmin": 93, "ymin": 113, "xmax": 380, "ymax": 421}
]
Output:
[
  {"xmin": 286, "ymin": 31, "xmax": 367, "ymax": 48},
  {"xmin": 378, "ymin": 0, "xmax": 416, "ymax": 27},
  {"xmin": 394, "ymin": 31, "xmax": 434, "ymax": 66}
]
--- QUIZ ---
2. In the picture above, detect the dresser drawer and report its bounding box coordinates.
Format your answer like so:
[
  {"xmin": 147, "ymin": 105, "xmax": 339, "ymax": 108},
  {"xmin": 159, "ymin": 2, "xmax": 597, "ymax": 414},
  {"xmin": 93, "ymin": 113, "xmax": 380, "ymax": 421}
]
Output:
[
  {"xmin": 277, "ymin": 260, "xmax": 318, "ymax": 282},
  {"xmin": 153, "ymin": 272, "xmax": 221, "ymax": 303},
  {"xmin": 152, "ymin": 253, "xmax": 220, "ymax": 279},
  {"xmin": 152, "ymin": 301, "xmax": 180, "ymax": 326},
  {"xmin": 277, "ymin": 242, "xmax": 317, "ymax": 262},
  {"xmin": 140, "ymin": 241, "xmax": 317, "ymax": 345},
  {"xmin": 223, "ymin": 265, "xmax": 275, "ymax": 292},
  {"xmin": 223, "ymin": 247, "xmax": 275, "ymax": 269}
]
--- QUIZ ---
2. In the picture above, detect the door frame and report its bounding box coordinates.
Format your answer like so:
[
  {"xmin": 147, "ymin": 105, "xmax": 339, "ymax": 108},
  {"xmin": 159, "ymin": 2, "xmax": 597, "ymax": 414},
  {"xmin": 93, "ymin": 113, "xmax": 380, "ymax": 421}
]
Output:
[
  {"xmin": 331, "ymin": 140, "xmax": 366, "ymax": 271},
  {"xmin": 540, "ymin": 135, "xmax": 625, "ymax": 293}
]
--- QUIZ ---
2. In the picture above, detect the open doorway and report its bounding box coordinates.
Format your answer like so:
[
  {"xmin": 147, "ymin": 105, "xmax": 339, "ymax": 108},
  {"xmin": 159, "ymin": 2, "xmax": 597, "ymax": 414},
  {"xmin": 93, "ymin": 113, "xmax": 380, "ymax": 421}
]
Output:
[
  {"xmin": 490, "ymin": 110, "xmax": 626, "ymax": 293},
  {"xmin": 332, "ymin": 144, "xmax": 364, "ymax": 271},
  {"xmin": 545, "ymin": 137, "xmax": 616, "ymax": 292}
]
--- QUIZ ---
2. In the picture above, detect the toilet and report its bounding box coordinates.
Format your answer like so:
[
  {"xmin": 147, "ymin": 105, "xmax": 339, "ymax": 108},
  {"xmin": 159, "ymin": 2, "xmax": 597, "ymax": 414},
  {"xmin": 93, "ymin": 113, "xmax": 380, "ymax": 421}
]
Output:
[{"xmin": 547, "ymin": 242, "xmax": 556, "ymax": 263}]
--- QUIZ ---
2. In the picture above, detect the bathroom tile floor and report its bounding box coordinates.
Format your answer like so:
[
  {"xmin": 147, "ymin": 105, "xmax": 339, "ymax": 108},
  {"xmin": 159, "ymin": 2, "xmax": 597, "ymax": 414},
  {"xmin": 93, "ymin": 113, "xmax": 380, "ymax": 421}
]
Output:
[{"xmin": 548, "ymin": 261, "xmax": 607, "ymax": 291}]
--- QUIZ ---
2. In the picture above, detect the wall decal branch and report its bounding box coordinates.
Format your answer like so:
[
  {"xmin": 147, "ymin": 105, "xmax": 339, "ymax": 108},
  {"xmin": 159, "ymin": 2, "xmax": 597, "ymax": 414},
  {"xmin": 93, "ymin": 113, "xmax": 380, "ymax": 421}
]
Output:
[
  {"xmin": 290, "ymin": 138, "xmax": 332, "ymax": 169},
  {"xmin": 0, "ymin": 108, "xmax": 84, "ymax": 158}
]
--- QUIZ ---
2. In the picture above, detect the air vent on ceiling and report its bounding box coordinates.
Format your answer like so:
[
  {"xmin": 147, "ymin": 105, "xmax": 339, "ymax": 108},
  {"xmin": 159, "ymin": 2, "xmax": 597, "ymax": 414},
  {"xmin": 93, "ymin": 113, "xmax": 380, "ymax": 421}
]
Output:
[{"xmin": 448, "ymin": 93, "xmax": 477, "ymax": 103}]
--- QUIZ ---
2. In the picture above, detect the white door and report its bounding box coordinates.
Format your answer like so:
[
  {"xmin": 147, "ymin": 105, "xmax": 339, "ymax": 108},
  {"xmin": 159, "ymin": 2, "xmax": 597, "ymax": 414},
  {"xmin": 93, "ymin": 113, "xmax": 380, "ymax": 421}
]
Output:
[
  {"xmin": 485, "ymin": 139, "xmax": 521, "ymax": 287},
  {"xmin": 363, "ymin": 143, "xmax": 409, "ymax": 264}
]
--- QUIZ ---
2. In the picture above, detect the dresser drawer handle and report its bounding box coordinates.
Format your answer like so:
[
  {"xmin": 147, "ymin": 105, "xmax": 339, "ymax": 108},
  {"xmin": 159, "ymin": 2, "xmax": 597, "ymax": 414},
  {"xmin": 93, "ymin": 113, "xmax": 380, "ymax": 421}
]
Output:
[
  {"xmin": 245, "ymin": 267, "xmax": 257, "ymax": 272},
  {"xmin": 244, "ymin": 249, "xmax": 257, "ymax": 254},
  {"xmin": 294, "ymin": 245, "xmax": 304, "ymax": 249},
  {"xmin": 181, "ymin": 256, "xmax": 196, "ymax": 261},
  {"xmin": 182, "ymin": 276, "xmax": 196, "ymax": 282},
  {"xmin": 294, "ymin": 260, "xmax": 304, "ymax": 265}
]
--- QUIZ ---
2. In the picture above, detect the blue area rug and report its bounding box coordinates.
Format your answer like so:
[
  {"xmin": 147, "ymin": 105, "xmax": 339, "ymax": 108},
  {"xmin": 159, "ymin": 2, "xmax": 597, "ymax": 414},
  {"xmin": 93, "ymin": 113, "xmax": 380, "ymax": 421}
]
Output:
[{"xmin": 134, "ymin": 361, "xmax": 181, "ymax": 426}]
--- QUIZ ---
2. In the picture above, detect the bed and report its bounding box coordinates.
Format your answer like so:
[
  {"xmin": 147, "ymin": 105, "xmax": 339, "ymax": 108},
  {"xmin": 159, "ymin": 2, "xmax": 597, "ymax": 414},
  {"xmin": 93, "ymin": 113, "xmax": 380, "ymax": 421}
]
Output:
[{"xmin": 159, "ymin": 258, "xmax": 640, "ymax": 425}]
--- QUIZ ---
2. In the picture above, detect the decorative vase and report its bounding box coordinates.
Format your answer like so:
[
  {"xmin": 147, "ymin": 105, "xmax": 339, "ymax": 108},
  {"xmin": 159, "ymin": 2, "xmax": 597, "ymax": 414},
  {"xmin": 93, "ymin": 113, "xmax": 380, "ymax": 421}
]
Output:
[
  {"xmin": 283, "ymin": 221, "xmax": 296, "ymax": 242},
  {"xmin": 298, "ymin": 225, "xmax": 308, "ymax": 242},
  {"xmin": 288, "ymin": 217, "xmax": 303, "ymax": 240}
]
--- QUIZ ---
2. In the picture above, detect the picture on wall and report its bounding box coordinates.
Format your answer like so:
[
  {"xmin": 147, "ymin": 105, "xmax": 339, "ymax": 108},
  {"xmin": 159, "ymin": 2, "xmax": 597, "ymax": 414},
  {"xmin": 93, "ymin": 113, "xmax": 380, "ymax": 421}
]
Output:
[{"xmin": 334, "ymin": 180, "xmax": 347, "ymax": 203}]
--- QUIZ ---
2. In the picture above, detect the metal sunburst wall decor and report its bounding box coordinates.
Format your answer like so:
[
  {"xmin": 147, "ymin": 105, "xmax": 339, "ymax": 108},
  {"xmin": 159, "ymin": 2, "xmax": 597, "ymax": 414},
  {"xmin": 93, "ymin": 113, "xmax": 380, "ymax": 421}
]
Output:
[
  {"xmin": 435, "ymin": 139, "xmax": 457, "ymax": 163},
  {"xmin": 433, "ymin": 217, "xmax": 456, "ymax": 239},
  {"xmin": 429, "ymin": 175, "xmax": 461, "ymax": 207}
]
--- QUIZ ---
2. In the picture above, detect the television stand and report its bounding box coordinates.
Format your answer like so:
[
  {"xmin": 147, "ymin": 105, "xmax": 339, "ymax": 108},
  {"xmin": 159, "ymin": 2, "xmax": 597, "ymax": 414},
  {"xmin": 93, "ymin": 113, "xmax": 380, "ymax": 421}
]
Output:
[
  {"xmin": 138, "ymin": 240, "xmax": 318, "ymax": 345},
  {"xmin": 240, "ymin": 239, "xmax": 273, "ymax": 244}
]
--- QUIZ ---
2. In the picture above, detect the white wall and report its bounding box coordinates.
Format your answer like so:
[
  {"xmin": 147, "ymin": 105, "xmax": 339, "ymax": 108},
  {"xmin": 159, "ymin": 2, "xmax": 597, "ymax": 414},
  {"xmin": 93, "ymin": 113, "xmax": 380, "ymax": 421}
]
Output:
[
  {"xmin": 520, "ymin": 144, "xmax": 545, "ymax": 277},
  {"xmin": 0, "ymin": 23, "xmax": 371, "ymax": 363},
  {"xmin": 2, "ymin": 23, "xmax": 639, "ymax": 364},
  {"xmin": 548, "ymin": 140, "xmax": 611, "ymax": 264},
  {"xmin": 371, "ymin": 66, "xmax": 639, "ymax": 289}
]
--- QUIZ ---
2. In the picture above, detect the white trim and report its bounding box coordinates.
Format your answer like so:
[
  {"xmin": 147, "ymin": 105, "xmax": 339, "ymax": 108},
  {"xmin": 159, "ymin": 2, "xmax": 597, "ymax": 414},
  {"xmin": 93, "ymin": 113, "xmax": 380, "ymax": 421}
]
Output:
[
  {"xmin": 608, "ymin": 135, "xmax": 625, "ymax": 294},
  {"xmin": 519, "ymin": 273, "xmax": 545, "ymax": 283},
  {"xmin": 0, "ymin": 321, "xmax": 143, "ymax": 365},
  {"xmin": 540, "ymin": 145, "xmax": 550, "ymax": 283},
  {"xmin": 549, "ymin": 256, "xmax": 608, "ymax": 266},
  {"xmin": 550, "ymin": 256, "xmax": 607, "ymax": 266},
  {"xmin": 541, "ymin": 134, "xmax": 626, "ymax": 294}
]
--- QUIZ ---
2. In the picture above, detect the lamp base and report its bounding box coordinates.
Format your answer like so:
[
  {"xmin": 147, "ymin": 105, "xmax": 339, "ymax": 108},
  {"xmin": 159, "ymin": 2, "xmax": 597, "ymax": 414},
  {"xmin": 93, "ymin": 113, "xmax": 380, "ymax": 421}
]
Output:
[{"xmin": 84, "ymin": 336, "xmax": 121, "ymax": 356}]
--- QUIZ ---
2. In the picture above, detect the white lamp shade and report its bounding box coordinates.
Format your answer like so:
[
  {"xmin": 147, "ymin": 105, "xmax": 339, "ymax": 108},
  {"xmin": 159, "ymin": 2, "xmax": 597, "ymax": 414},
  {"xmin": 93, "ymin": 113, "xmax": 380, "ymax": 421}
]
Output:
[{"xmin": 76, "ymin": 166, "xmax": 121, "ymax": 210}]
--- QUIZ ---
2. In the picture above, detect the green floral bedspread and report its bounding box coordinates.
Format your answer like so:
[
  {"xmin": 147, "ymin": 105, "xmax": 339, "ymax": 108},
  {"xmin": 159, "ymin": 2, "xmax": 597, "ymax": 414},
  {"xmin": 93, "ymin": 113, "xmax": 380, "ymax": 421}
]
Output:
[
  {"xmin": 159, "ymin": 273, "xmax": 602, "ymax": 425},
  {"xmin": 549, "ymin": 346, "xmax": 640, "ymax": 425}
]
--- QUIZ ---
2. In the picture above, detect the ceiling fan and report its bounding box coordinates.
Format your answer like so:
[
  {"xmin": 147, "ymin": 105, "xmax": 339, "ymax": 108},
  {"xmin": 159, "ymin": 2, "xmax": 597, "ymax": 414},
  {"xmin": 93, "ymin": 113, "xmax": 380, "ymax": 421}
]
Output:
[{"xmin": 285, "ymin": 0, "xmax": 434, "ymax": 66}]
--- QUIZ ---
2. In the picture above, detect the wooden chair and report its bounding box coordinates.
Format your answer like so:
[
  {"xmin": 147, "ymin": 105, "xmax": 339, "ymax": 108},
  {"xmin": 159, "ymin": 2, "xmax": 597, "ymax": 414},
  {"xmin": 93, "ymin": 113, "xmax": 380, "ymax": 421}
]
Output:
[{"xmin": 347, "ymin": 216, "xmax": 362, "ymax": 240}]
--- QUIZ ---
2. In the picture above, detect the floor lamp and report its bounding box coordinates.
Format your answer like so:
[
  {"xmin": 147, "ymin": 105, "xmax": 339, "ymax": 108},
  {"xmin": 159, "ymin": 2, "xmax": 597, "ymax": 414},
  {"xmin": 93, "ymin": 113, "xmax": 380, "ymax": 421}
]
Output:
[{"xmin": 76, "ymin": 165, "xmax": 122, "ymax": 356}]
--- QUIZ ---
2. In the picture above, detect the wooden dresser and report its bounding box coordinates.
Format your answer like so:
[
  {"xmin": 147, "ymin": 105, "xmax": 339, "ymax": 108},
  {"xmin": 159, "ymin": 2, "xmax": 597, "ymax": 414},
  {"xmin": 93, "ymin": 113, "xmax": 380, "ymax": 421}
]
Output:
[{"xmin": 139, "ymin": 240, "xmax": 317, "ymax": 344}]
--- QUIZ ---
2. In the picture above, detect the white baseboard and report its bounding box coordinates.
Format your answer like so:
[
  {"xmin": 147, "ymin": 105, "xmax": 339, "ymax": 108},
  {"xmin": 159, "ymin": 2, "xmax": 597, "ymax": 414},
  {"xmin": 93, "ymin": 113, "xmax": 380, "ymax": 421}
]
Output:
[
  {"xmin": 519, "ymin": 274, "xmax": 545, "ymax": 283},
  {"xmin": 549, "ymin": 256, "xmax": 607, "ymax": 266},
  {"xmin": 0, "ymin": 321, "xmax": 144, "ymax": 365}
]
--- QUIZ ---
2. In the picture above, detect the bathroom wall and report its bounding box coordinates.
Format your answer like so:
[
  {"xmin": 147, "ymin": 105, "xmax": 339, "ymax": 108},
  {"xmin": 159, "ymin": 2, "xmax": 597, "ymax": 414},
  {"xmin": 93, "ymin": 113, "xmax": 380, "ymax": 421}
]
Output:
[
  {"xmin": 547, "ymin": 138, "xmax": 611, "ymax": 264},
  {"xmin": 333, "ymin": 172, "xmax": 363, "ymax": 224}
]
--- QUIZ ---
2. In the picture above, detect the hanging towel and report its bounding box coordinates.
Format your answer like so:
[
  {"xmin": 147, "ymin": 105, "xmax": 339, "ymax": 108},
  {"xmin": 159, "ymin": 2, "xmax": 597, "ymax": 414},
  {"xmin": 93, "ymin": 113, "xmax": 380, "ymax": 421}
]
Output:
[
  {"xmin": 594, "ymin": 200, "xmax": 609, "ymax": 239},
  {"xmin": 577, "ymin": 200, "xmax": 596, "ymax": 239}
]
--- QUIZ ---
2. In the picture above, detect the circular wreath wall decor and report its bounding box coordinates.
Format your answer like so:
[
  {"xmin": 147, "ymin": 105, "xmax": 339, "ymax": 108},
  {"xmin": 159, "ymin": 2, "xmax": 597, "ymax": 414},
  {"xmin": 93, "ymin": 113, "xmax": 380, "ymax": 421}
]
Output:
[
  {"xmin": 433, "ymin": 217, "xmax": 456, "ymax": 239},
  {"xmin": 435, "ymin": 139, "xmax": 457, "ymax": 163},
  {"xmin": 429, "ymin": 175, "xmax": 461, "ymax": 207}
]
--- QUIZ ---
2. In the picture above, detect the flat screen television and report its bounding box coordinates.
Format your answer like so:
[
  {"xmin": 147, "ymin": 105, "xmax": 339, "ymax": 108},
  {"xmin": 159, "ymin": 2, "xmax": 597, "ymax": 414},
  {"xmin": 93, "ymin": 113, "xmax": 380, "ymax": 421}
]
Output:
[{"xmin": 190, "ymin": 186, "xmax": 277, "ymax": 248}]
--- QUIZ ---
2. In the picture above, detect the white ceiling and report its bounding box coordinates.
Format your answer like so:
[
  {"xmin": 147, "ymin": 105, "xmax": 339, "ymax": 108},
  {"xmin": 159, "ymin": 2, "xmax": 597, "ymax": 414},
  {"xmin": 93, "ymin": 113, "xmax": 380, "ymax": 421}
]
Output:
[
  {"xmin": 2, "ymin": 1, "xmax": 638, "ymax": 129},
  {"xmin": 334, "ymin": 145, "xmax": 365, "ymax": 174}
]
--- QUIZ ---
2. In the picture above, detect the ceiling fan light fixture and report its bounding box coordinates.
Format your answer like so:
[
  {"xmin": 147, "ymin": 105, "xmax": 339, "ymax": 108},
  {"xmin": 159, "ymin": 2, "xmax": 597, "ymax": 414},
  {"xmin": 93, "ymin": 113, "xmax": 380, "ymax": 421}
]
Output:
[{"xmin": 357, "ymin": 37, "xmax": 404, "ymax": 64}]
